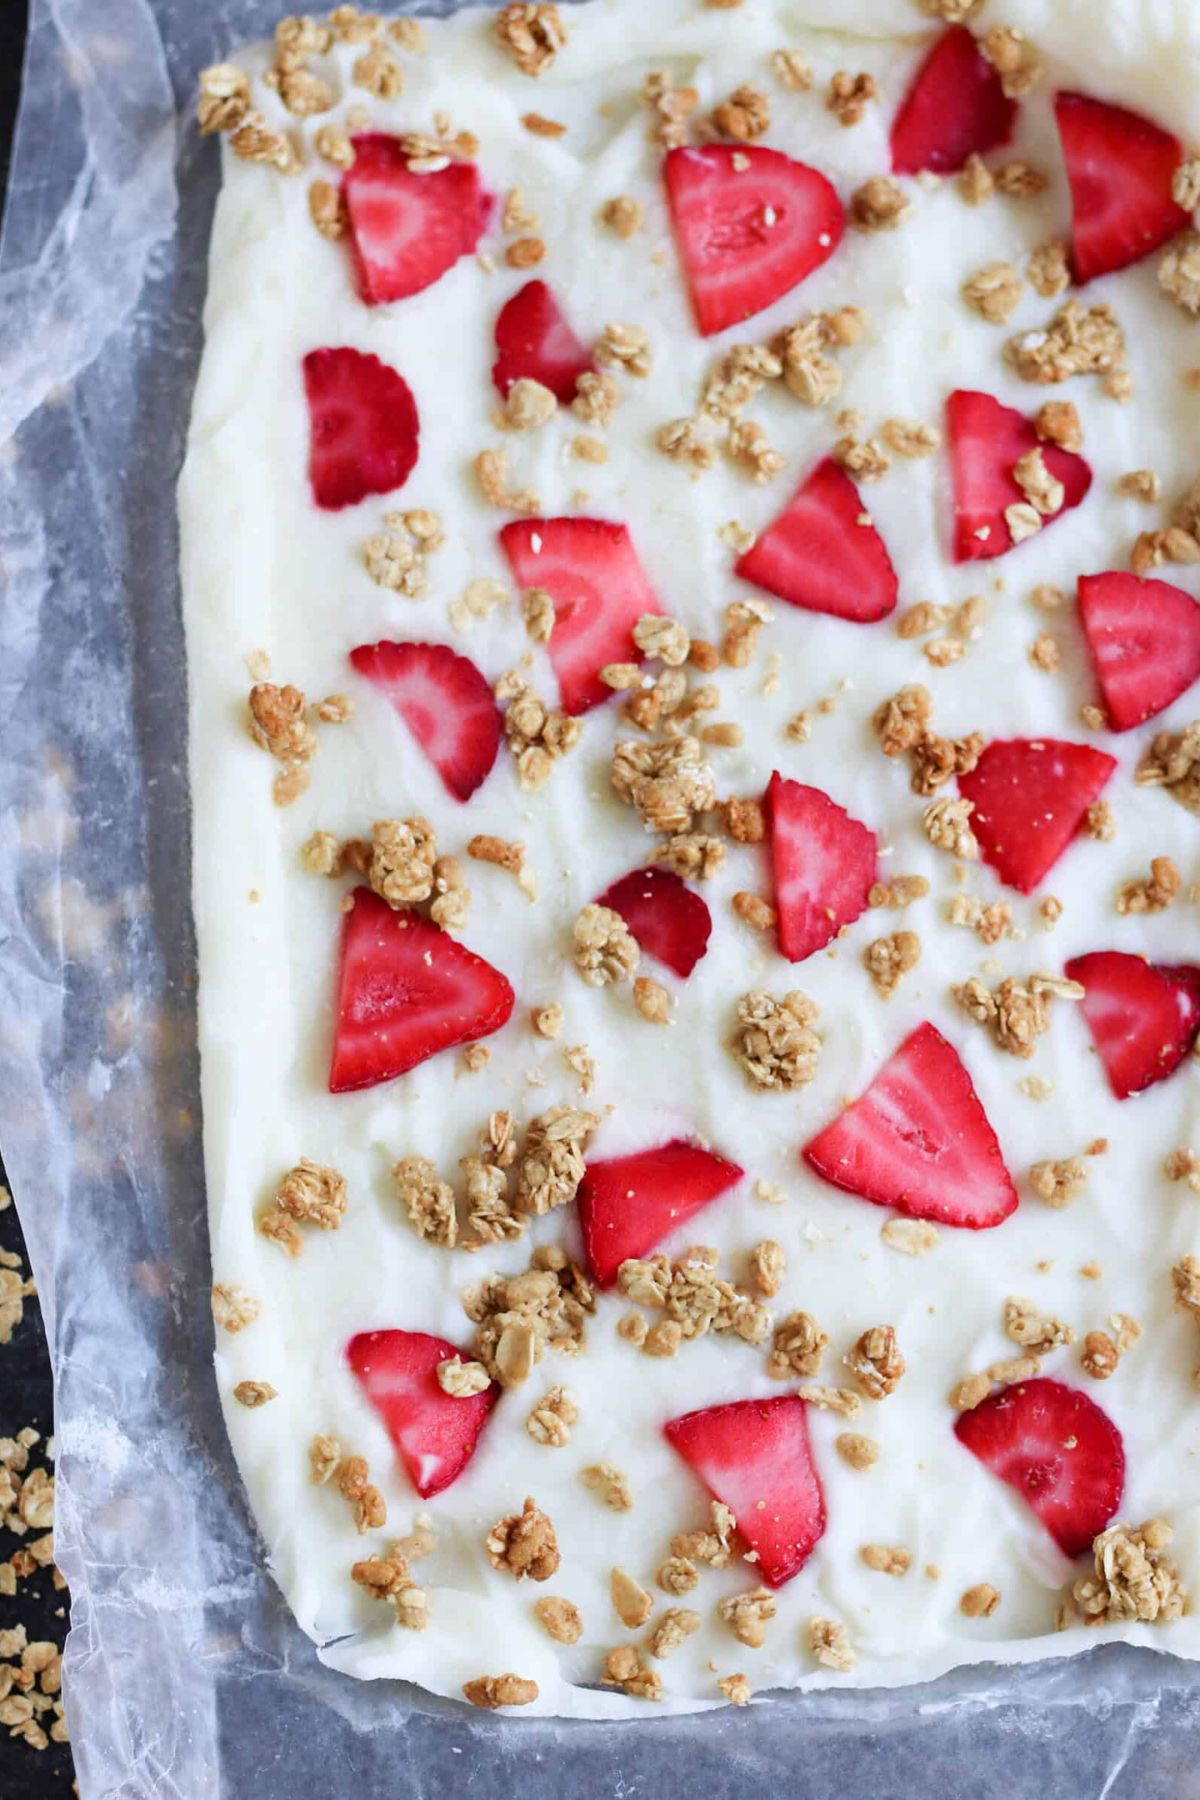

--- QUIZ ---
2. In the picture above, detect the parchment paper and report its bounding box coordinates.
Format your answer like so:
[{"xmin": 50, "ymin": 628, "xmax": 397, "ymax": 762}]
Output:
[{"xmin": 2, "ymin": 1, "xmax": 1200, "ymax": 1793}]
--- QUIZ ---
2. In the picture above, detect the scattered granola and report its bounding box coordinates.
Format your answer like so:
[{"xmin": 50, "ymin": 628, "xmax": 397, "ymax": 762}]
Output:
[
  {"xmin": 731, "ymin": 989, "xmax": 822, "ymax": 1091},
  {"xmin": 514, "ymin": 1110, "xmax": 599, "ymax": 1216},
  {"xmin": 437, "ymin": 1357, "xmax": 492, "ymax": 1398},
  {"xmin": 644, "ymin": 69, "xmax": 699, "ymax": 151},
  {"xmin": 1080, "ymin": 1314, "xmax": 1141, "ymax": 1381},
  {"xmin": 595, "ymin": 322, "xmax": 653, "ymax": 379},
  {"xmin": 712, "ymin": 84, "xmax": 771, "ymax": 143},
  {"xmin": 767, "ymin": 1311, "xmax": 829, "ymax": 1380},
  {"xmin": 1029, "ymin": 1145, "xmax": 1104, "ymax": 1209},
  {"xmin": 963, "ymin": 261, "xmax": 1024, "ymax": 324},
  {"xmin": 881, "ymin": 1218, "xmax": 941, "ymax": 1256},
  {"xmin": 862, "ymin": 1544, "xmax": 910, "ymax": 1577},
  {"xmin": 983, "ymin": 24, "xmax": 1041, "ymax": 97},
  {"xmin": 486, "ymin": 1497, "xmax": 560, "ymax": 1581},
  {"xmin": 1007, "ymin": 301, "xmax": 1127, "ymax": 385},
  {"xmin": 809, "ymin": 1617, "xmax": 855, "ymax": 1671},
  {"xmin": 849, "ymin": 176, "xmax": 912, "ymax": 231},
  {"xmin": 835, "ymin": 1432, "xmax": 879, "ymax": 1471},
  {"xmin": 1117, "ymin": 855, "xmax": 1181, "ymax": 915},
  {"xmin": 828, "ymin": 70, "xmax": 877, "ymax": 127},
  {"xmin": 535, "ymin": 1595, "xmax": 583, "ymax": 1644},
  {"xmin": 719, "ymin": 1673, "xmax": 752, "ymax": 1705},
  {"xmin": 495, "ymin": 3, "xmax": 566, "ymax": 77},
  {"xmin": 846, "ymin": 1326, "xmax": 905, "ymax": 1399},
  {"xmin": 864, "ymin": 931, "xmax": 921, "ymax": 998},
  {"xmin": 1062, "ymin": 1519, "xmax": 1185, "ymax": 1627},
  {"xmin": 612, "ymin": 1567, "xmax": 654, "ymax": 1628},
  {"xmin": 1160, "ymin": 234, "xmax": 1200, "ymax": 317},
  {"xmin": 1028, "ymin": 238, "xmax": 1071, "ymax": 298},
  {"xmin": 649, "ymin": 1607, "xmax": 702, "ymax": 1658},
  {"xmin": 573, "ymin": 904, "xmax": 640, "ymax": 987},
  {"xmin": 581, "ymin": 1463, "xmax": 634, "ymax": 1511},
  {"xmin": 463, "ymin": 1674, "xmax": 539, "ymax": 1709},
  {"xmin": 603, "ymin": 1645, "xmax": 663, "ymax": 1700},
  {"xmin": 960, "ymin": 1583, "xmax": 1001, "ymax": 1618},
  {"xmin": 233, "ymin": 1379, "xmax": 277, "ymax": 1407},
  {"xmin": 954, "ymin": 972, "xmax": 1083, "ymax": 1058},
  {"xmin": 719, "ymin": 1588, "xmax": 776, "ymax": 1648},
  {"xmin": 336, "ymin": 1452, "xmax": 386, "ymax": 1533},
  {"xmin": 1136, "ymin": 723, "xmax": 1200, "ymax": 814},
  {"xmin": 1004, "ymin": 1296, "xmax": 1074, "ymax": 1356},
  {"xmin": 611, "ymin": 737, "xmax": 717, "ymax": 833},
  {"xmin": 394, "ymin": 1155, "xmax": 458, "ymax": 1247},
  {"xmin": 212, "ymin": 1283, "xmax": 260, "ymax": 1335},
  {"xmin": 248, "ymin": 682, "xmax": 317, "ymax": 805},
  {"xmin": 601, "ymin": 195, "xmax": 644, "ymax": 238}
]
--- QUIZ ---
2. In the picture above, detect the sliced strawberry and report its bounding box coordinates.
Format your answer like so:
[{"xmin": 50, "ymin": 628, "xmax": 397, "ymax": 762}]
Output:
[
  {"xmin": 890, "ymin": 25, "xmax": 1017, "ymax": 176},
  {"xmin": 1078, "ymin": 571, "xmax": 1200, "ymax": 732},
  {"xmin": 765, "ymin": 773, "xmax": 876, "ymax": 964},
  {"xmin": 663, "ymin": 145, "xmax": 844, "ymax": 338},
  {"xmin": 958, "ymin": 738, "xmax": 1116, "ymax": 894},
  {"xmin": 347, "ymin": 1328, "xmax": 498, "ymax": 1498},
  {"xmin": 1054, "ymin": 92, "xmax": 1190, "ymax": 285},
  {"xmin": 492, "ymin": 280, "xmax": 595, "ymax": 403},
  {"xmin": 342, "ymin": 133, "xmax": 492, "ymax": 306},
  {"xmin": 954, "ymin": 1377, "xmax": 1124, "ymax": 1558},
  {"xmin": 499, "ymin": 517, "xmax": 662, "ymax": 714},
  {"xmin": 1065, "ymin": 951, "xmax": 1200, "ymax": 1100},
  {"xmin": 303, "ymin": 347, "xmax": 420, "ymax": 512},
  {"xmin": 329, "ymin": 889, "xmax": 514, "ymax": 1093},
  {"xmin": 578, "ymin": 1140, "xmax": 744, "ymax": 1288},
  {"xmin": 947, "ymin": 389, "xmax": 1092, "ymax": 564},
  {"xmin": 349, "ymin": 640, "xmax": 502, "ymax": 802},
  {"xmin": 803, "ymin": 1022, "xmax": 1017, "ymax": 1229},
  {"xmin": 735, "ymin": 458, "xmax": 898, "ymax": 622},
  {"xmin": 663, "ymin": 1397, "xmax": 825, "ymax": 1588},
  {"xmin": 594, "ymin": 868, "xmax": 711, "ymax": 978}
]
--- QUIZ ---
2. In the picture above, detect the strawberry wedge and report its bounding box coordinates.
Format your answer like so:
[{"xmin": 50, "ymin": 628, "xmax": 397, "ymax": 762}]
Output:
[
  {"xmin": 1065, "ymin": 951, "xmax": 1200, "ymax": 1100},
  {"xmin": 664, "ymin": 1397, "xmax": 825, "ymax": 1588},
  {"xmin": 947, "ymin": 390, "xmax": 1092, "ymax": 563},
  {"xmin": 735, "ymin": 458, "xmax": 899, "ymax": 622},
  {"xmin": 500, "ymin": 517, "xmax": 662, "ymax": 714},
  {"xmin": 958, "ymin": 738, "xmax": 1116, "ymax": 894},
  {"xmin": 329, "ymin": 890, "xmax": 514, "ymax": 1092},
  {"xmin": 595, "ymin": 868, "xmax": 712, "ymax": 979},
  {"xmin": 955, "ymin": 1378, "xmax": 1124, "ymax": 1558},
  {"xmin": 803, "ymin": 1022, "xmax": 1018, "ymax": 1229},
  {"xmin": 1054, "ymin": 92, "xmax": 1190, "ymax": 285},
  {"xmin": 766, "ymin": 773, "xmax": 877, "ymax": 964},
  {"xmin": 342, "ymin": 134, "xmax": 492, "ymax": 306},
  {"xmin": 578, "ymin": 1140, "xmax": 743, "ymax": 1287},
  {"xmin": 347, "ymin": 1329, "xmax": 498, "ymax": 1498},
  {"xmin": 493, "ymin": 280, "xmax": 595, "ymax": 403},
  {"xmin": 891, "ymin": 25, "xmax": 1017, "ymax": 176},
  {"xmin": 1079, "ymin": 572, "xmax": 1200, "ymax": 732},
  {"xmin": 303, "ymin": 347, "xmax": 420, "ymax": 512},
  {"xmin": 664, "ymin": 145, "xmax": 844, "ymax": 338},
  {"xmin": 349, "ymin": 640, "xmax": 502, "ymax": 802}
]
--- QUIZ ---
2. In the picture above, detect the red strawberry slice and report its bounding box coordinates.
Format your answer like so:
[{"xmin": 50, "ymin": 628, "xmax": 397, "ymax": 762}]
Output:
[
  {"xmin": 303, "ymin": 347, "xmax": 420, "ymax": 512},
  {"xmin": 766, "ymin": 773, "xmax": 877, "ymax": 964},
  {"xmin": 891, "ymin": 25, "xmax": 1018, "ymax": 176},
  {"xmin": 342, "ymin": 133, "xmax": 492, "ymax": 306},
  {"xmin": 1078, "ymin": 571, "xmax": 1200, "ymax": 732},
  {"xmin": 1054, "ymin": 92, "xmax": 1190, "ymax": 286},
  {"xmin": 947, "ymin": 390, "xmax": 1092, "ymax": 564},
  {"xmin": 347, "ymin": 1328, "xmax": 498, "ymax": 1498},
  {"xmin": 499, "ymin": 517, "xmax": 663, "ymax": 714},
  {"xmin": 957, "ymin": 738, "xmax": 1116, "ymax": 894},
  {"xmin": 492, "ymin": 280, "xmax": 595, "ymax": 404},
  {"xmin": 663, "ymin": 1397, "xmax": 825, "ymax": 1588},
  {"xmin": 1065, "ymin": 951, "xmax": 1200, "ymax": 1100},
  {"xmin": 349, "ymin": 640, "xmax": 502, "ymax": 802},
  {"xmin": 663, "ymin": 145, "xmax": 844, "ymax": 338},
  {"xmin": 954, "ymin": 1377, "xmax": 1124, "ymax": 1558},
  {"xmin": 803, "ymin": 1022, "xmax": 1017, "ymax": 1229},
  {"xmin": 735, "ymin": 458, "xmax": 898, "ymax": 622},
  {"xmin": 594, "ymin": 868, "xmax": 711, "ymax": 978},
  {"xmin": 578, "ymin": 1140, "xmax": 744, "ymax": 1288},
  {"xmin": 329, "ymin": 889, "xmax": 514, "ymax": 1093}
]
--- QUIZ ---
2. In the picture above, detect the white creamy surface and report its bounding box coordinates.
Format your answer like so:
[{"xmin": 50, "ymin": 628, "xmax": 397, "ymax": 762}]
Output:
[{"xmin": 180, "ymin": 0, "xmax": 1200, "ymax": 1716}]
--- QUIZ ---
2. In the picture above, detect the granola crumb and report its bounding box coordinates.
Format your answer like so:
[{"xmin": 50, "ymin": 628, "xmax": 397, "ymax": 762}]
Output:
[
  {"xmin": 846, "ymin": 1325, "xmax": 905, "ymax": 1399},
  {"xmin": 437, "ymin": 1357, "xmax": 492, "ymax": 1399},
  {"xmin": 861, "ymin": 1544, "xmax": 910, "ymax": 1577},
  {"xmin": 601, "ymin": 194, "xmax": 643, "ymax": 238},
  {"xmin": 634, "ymin": 976, "xmax": 672, "ymax": 1024},
  {"xmin": 960, "ymin": 1583, "xmax": 1001, "ymax": 1618},
  {"xmin": 462, "ymin": 1674, "xmax": 539, "ymax": 1709},
  {"xmin": 649, "ymin": 1607, "xmax": 702, "ymax": 1659},
  {"xmin": 212, "ymin": 1283, "xmax": 260, "ymax": 1334},
  {"xmin": 864, "ymin": 931, "xmax": 921, "ymax": 998},
  {"xmin": 581, "ymin": 1463, "xmax": 633, "ymax": 1512},
  {"xmin": 603, "ymin": 1644, "xmax": 663, "ymax": 1700},
  {"xmin": 719, "ymin": 1673, "xmax": 752, "ymax": 1706},
  {"xmin": 233, "ymin": 1379, "xmax": 277, "ymax": 1408},
  {"xmin": 486, "ymin": 1496, "xmax": 560, "ymax": 1581},
  {"xmin": 1116, "ymin": 855, "xmax": 1180, "ymax": 916},
  {"xmin": 1160, "ymin": 234, "xmax": 1200, "ymax": 317},
  {"xmin": 835, "ymin": 1432, "xmax": 879, "ymax": 1471},
  {"xmin": 809, "ymin": 1617, "xmax": 855, "ymax": 1672},
  {"xmin": 963, "ymin": 261, "xmax": 1024, "ymax": 324},
  {"xmin": 534, "ymin": 1595, "xmax": 582, "ymax": 1644},
  {"xmin": 1028, "ymin": 238, "xmax": 1071, "ymax": 297},
  {"xmin": 495, "ymin": 3, "xmax": 566, "ymax": 77},
  {"xmin": 828, "ymin": 70, "xmax": 877, "ymax": 128},
  {"xmin": 573, "ymin": 903, "xmax": 640, "ymax": 986},
  {"xmin": 719, "ymin": 1588, "xmax": 776, "ymax": 1648},
  {"xmin": 880, "ymin": 1218, "xmax": 940, "ymax": 1256},
  {"xmin": 849, "ymin": 175, "xmax": 912, "ymax": 232},
  {"xmin": 531, "ymin": 1002, "xmax": 565, "ymax": 1040}
]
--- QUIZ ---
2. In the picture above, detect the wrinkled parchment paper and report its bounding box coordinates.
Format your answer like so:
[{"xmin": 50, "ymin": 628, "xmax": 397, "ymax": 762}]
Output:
[{"xmin": 2, "ymin": 1, "xmax": 1200, "ymax": 1793}]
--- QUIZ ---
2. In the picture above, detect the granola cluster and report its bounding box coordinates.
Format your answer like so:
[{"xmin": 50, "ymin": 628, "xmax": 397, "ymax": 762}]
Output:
[
  {"xmin": 954, "ymin": 972, "xmax": 1083, "ymax": 1059},
  {"xmin": 1061, "ymin": 1520, "xmax": 1185, "ymax": 1628},
  {"xmin": 496, "ymin": 669, "xmax": 583, "ymax": 791},
  {"xmin": 872, "ymin": 685, "xmax": 983, "ymax": 796},
  {"xmin": 465, "ymin": 1244, "xmax": 595, "ymax": 1387},
  {"xmin": 730, "ymin": 989, "xmax": 822, "ymax": 1090},
  {"xmin": 260, "ymin": 1158, "xmax": 347, "ymax": 1255},
  {"xmin": 616, "ymin": 1245, "xmax": 772, "ymax": 1356},
  {"xmin": 363, "ymin": 509, "xmax": 444, "ymax": 597},
  {"xmin": 611, "ymin": 737, "xmax": 718, "ymax": 834},
  {"xmin": 1136, "ymin": 722, "xmax": 1200, "ymax": 814}
]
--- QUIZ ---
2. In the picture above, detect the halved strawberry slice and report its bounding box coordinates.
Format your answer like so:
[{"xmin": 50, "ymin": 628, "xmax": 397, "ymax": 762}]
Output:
[
  {"xmin": 492, "ymin": 280, "xmax": 595, "ymax": 403},
  {"xmin": 947, "ymin": 390, "xmax": 1092, "ymax": 564},
  {"xmin": 347, "ymin": 1328, "xmax": 498, "ymax": 1498},
  {"xmin": 803, "ymin": 1022, "xmax": 1017, "ymax": 1229},
  {"xmin": 663, "ymin": 145, "xmax": 844, "ymax": 338},
  {"xmin": 735, "ymin": 458, "xmax": 898, "ymax": 622},
  {"xmin": 499, "ymin": 517, "xmax": 662, "ymax": 714},
  {"xmin": 329, "ymin": 890, "xmax": 514, "ymax": 1092},
  {"xmin": 349, "ymin": 640, "xmax": 502, "ymax": 802},
  {"xmin": 594, "ymin": 868, "xmax": 711, "ymax": 978},
  {"xmin": 954, "ymin": 1377, "xmax": 1124, "ymax": 1558},
  {"xmin": 342, "ymin": 133, "xmax": 492, "ymax": 306},
  {"xmin": 1054, "ymin": 92, "xmax": 1190, "ymax": 286},
  {"xmin": 891, "ymin": 25, "xmax": 1018, "ymax": 176},
  {"xmin": 303, "ymin": 347, "xmax": 420, "ymax": 512},
  {"xmin": 1078, "ymin": 571, "xmax": 1200, "ymax": 732},
  {"xmin": 957, "ymin": 738, "xmax": 1116, "ymax": 894},
  {"xmin": 1065, "ymin": 950, "xmax": 1200, "ymax": 1100},
  {"xmin": 663, "ymin": 1397, "xmax": 825, "ymax": 1588},
  {"xmin": 578, "ymin": 1140, "xmax": 743, "ymax": 1287},
  {"xmin": 765, "ymin": 773, "xmax": 877, "ymax": 964}
]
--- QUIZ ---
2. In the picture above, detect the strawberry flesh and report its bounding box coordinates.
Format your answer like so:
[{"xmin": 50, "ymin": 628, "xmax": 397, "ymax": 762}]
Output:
[
  {"xmin": 595, "ymin": 868, "xmax": 712, "ymax": 978},
  {"xmin": 891, "ymin": 25, "xmax": 1018, "ymax": 176},
  {"xmin": 303, "ymin": 347, "xmax": 420, "ymax": 512},
  {"xmin": 947, "ymin": 389, "xmax": 1092, "ymax": 563},
  {"xmin": 492, "ymin": 279, "xmax": 595, "ymax": 403},
  {"xmin": 736, "ymin": 457, "xmax": 899, "ymax": 622},
  {"xmin": 803, "ymin": 1021, "xmax": 1018, "ymax": 1229},
  {"xmin": 664, "ymin": 1397, "xmax": 825, "ymax": 1587},
  {"xmin": 1054, "ymin": 92, "xmax": 1190, "ymax": 285},
  {"xmin": 329, "ymin": 890, "xmax": 514, "ymax": 1093},
  {"xmin": 347, "ymin": 1328, "xmax": 498, "ymax": 1498},
  {"xmin": 1079, "ymin": 571, "xmax": 1200, "ymax": 732},
  {"xmin": 342, "ymin": 133, "xmax": 492, "ymax": 306},
  {"xmin": 663, "ymin": 145, "xmax": 844, "ymax": 338},
  {"xmin": 766, "ymin": 772, "xmax": 877, "ymax": 964},
  {"xmin": 349, "ymin": 640, "xmax": 502, "ymax": 802},
  {"xmin": 578, "ymin": 1140, "xmax": 744, "ymax": 1288},
  {"xmin": 1065, "ymin": 950, "xmax": 1200, "ymax": 1100},
  {"xmin": 957, "ymin": 737, "xmax": 1117, "ymax": 894},
  {"xmin": 954, "ymin": 1377, "xmax": 1124, "ymax": 1558},
  {"xmin": 499, "ymin": 517, "xmax": 663, "ymax": 714}
]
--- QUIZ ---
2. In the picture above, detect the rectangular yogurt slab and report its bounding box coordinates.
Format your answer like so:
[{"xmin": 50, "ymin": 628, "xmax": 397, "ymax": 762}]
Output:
[{"xmin": 181, "ymin": 0, "xmax": 1200, "ymax": 1717}]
